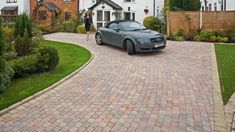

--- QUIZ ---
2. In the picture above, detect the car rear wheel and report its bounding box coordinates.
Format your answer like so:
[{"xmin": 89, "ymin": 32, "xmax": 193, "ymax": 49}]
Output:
[
  {"xmin": 95, "ymin": 34, "xmax": 103, "ymax": 45},
  {"xmin": 126, "ymin": 40, "xmax": 135, "ymax": 55}
]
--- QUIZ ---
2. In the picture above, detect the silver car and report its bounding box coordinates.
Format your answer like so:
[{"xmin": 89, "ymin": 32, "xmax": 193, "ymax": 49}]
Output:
[{"xmin": 95, "ymin": 20, "xmax": 166, "ymax": 55}]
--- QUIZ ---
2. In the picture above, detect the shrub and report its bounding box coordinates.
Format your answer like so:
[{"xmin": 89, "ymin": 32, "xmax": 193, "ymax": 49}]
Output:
[
  {"xmin": 77, "ymin": 25, "xmax": 86, "ymax": 34},
  {"xmin": 14, "ymin": 35, "xmax": 23, "ymax": 56},
  {"xmin": 14, "ymin": 30, "xmax": 31, "ymax": 56},
  {"xmin": 222, "ymin": 37, "xmax": 228, "ymax": 43},
  {"xmin": 37, "ymin": 24, "xmax": 50, "ymax": 33},
  {"xmin": 175, "ymin": 36, "xmax": 185, "ymax": 41},
  {"xmin": 36, "ymin": 46, "xmax": 59, "ymax": 72},
  {"xmin": 225, "ymin": 27, "xmax": 235, "ymax": 43},
  {"xmin": 209, "ymin": 35, "xmax": 217, "ymax": 42},
  {"xmin": 216, "ymin": 36, "xmax": 223, "ymax": 42},
  {"xmin": 14, "ymin": 13, "xmax": 32, "ymax": 38},
  {"xmin": 176, "ymin": 28, "xmax": 184, "ymax": 36},
  {"xmin": 9, "ymin": 55, "xmax": 38, "ymax": 77},
  {"xmin": 5, "ymin": 52, "xmax": 17, "ymax": 61},
  {"xmin": 62, "ymin": 20, "xmax": 76, "ymax": 32},
  {"xmin": 3, "ymin": 27, "xmax": 14, "ymax": 49},
  {"xmin": 143, "ymin": 16, "xmax": 162, "ymax": 32},
  {"xmin": 0, "ymin": 18, "xmax": 14, "ymax": 92},
  {"xmin": 0, "ymin": 63, "xmax": 14, "ymax": 92}
]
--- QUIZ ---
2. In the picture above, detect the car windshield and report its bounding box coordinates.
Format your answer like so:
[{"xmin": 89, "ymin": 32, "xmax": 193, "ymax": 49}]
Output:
[{"xmin": 120, "ymin": 21, "xmax": 146, "ymax": 31}]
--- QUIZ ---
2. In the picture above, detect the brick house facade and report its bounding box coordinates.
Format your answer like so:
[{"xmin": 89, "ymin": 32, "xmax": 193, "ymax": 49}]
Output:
[{"xmin": 30, "ymin": 0, "xmax": 79, "ymax": 27}]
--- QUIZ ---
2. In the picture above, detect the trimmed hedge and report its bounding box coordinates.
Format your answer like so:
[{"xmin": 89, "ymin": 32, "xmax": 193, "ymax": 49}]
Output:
[
  {"xmin": 9, "ymin": 55, "xmax": 38, "ymax": 77},
  {"xmin": 9, "ymin": 46, "xmax": 59, "ymax": 77}
]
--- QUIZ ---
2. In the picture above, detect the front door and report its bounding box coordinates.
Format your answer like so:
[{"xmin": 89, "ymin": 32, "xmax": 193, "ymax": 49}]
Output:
[{"xmin": 96, "ymin": 10, "xmax": 111, "ymax": 29}]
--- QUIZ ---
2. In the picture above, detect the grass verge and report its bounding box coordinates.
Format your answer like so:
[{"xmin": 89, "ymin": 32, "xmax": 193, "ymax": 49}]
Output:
[
  {"xmin": 215, "ymin": 44, "xmax": 235, "ymax": 104},
  {"xmin": 0, "ymin": 40, "xmax": 91, "ymax": 110}
]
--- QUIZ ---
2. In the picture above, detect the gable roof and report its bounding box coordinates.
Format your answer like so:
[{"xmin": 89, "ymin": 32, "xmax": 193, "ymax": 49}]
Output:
[
  {"xmin": 89, "ymin": 0, "xmax": 122, "ymax": 10},
  {"xmin": 38, "ymin": 2, "xmax": 59, "ymax": 11}
]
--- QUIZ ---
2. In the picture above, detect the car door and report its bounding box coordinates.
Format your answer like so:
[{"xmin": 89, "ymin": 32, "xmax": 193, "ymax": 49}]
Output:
[{"xmin": 106, "ymin": 23, "xmax": 123, "ymax": 47}]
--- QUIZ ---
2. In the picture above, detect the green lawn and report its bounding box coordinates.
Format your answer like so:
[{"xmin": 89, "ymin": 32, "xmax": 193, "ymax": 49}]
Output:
[
  {"xmin": 0, "ymin": 40, "xmax": 91, "ymax": 110},
  {"xmin": 215, "ymin": 44, "xmax": 235, "ymax": 104}
]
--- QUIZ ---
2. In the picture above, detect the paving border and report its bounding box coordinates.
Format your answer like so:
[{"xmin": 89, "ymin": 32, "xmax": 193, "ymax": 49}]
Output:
[
  {"xmin": 0, "ymin": 42, "xmax": 94, "ymax": 117},
  {"xmin": 211, "ymin": 44, "xmax": 228, "ymax": 132},
  {"xmin": 225, "ymin": 87, "xmax": 235, "ymax": 131}
]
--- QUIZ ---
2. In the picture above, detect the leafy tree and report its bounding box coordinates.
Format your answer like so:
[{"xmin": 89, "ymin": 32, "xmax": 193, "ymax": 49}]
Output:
[
  {"xmin": 0, "ymin": 18, "xmax": 14, "ymax": 92},
  {"xmin": 169, "ymin": 0, "xmax": 201, "ymax": 11}
]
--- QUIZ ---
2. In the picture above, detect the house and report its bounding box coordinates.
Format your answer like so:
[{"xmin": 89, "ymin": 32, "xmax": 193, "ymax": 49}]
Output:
[
  {"xmin": 80, "ymin": 0, "xmax": 165, "ymax": 29},
  {"xmin": 0, "ymin": 0, "xmax": 30, "ymax": 21},
  {"xmin": 30, "ymin": 0, "xmax": 79, "ymax": 26},
  {"xmin": 200, "ymin": 0, "xmax": 235, "ymax": 11}
]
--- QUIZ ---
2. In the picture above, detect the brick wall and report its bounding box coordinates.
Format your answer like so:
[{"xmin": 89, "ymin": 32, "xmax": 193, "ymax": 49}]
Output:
[{"xmin": 167, "ymin": 11, "xmax": 235, "ymax": 35}]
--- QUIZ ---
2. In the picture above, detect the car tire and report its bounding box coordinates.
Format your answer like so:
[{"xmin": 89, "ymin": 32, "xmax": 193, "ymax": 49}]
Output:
[
  {"xmin": 95, "ymin": 33, "xmax": 103, "ymax": 45},
  {"xmin": 126, "ymin": 40, "xmax": 135, "ymax": 55}
]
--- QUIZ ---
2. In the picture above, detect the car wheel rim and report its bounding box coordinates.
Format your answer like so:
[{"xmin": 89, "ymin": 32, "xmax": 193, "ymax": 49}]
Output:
[{"xmin": 96, "ymin": 35, "xmax": 101, "ymax": 44}]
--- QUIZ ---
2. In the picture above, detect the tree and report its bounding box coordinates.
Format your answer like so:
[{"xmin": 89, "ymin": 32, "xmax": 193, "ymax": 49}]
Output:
[
  {"xmin": 0, "ymin": 18, "xmax": 14, "ymax": 92},
  {"xmin": 14, "ymin": 13, "xmax": 33, "ymax": 38},
  {"xmin": 169, "ymin": 0, "xmax": 201, "ymax": 11}
]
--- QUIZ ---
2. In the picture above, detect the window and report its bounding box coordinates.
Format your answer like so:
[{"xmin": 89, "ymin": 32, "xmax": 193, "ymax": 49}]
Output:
[
  {"xmin": 124, "ymin": 0, "xmax": 135, "ymax": 2},
  {"xmin": 6, "ymin": 0, "xmax": 17, "ymax": 3},
  {"xmin": 64, "ymin": 12, "xmax": 71, "ymax": 20},
  {"xmin": 108, "ymin": 23, "xmax": 118, "ymax": 30},
  {"xmin": 104, "ymin": 11, "xmax": 110, "ymax": 21},
  {"xmin": 97, "ymin": 10, "xmax": 103, "ymax": 21},
  {"xmin": 62, "ymin": 0, "xmax": 71, "ymax": 2},
  {"xmin": 38, "ymin": 11, "xmax": 47, "ymax": 21}
]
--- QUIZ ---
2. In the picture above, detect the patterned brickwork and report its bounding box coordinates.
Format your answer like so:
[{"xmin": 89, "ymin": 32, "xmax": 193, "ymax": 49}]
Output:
[{"xmin": 0, "ymin": 33, "xmax": 214, "ymax": 131}]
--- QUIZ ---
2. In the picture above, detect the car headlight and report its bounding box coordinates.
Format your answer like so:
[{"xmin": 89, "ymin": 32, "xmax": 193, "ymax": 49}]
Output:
[{"xmin": 136, "ymin": 38, "xmax": 149, "ymax": 44}]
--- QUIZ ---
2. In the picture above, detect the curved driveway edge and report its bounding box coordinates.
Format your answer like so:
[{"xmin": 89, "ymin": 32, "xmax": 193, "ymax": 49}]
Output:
[
  {"xmin": 0, "ymin": 41, "xmax": 94, "ymax": 116},
  {"xmin": 0, "ymin": 33, "xmax": 214, "ymax": 131}
]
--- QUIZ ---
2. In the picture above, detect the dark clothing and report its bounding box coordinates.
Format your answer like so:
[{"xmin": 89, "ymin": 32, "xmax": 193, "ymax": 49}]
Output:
[{"xmin": 84, "ymin": 17, "xmax": 93, "ymax": 32}]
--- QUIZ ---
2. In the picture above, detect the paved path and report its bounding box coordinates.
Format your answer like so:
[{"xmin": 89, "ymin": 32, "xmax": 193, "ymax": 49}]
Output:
[{"xmin": 0, "ymin": 33, "xmax": 213, "ymax": 131}]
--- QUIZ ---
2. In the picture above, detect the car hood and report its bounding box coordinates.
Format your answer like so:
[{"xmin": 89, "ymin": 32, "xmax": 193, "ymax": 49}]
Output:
[{"xmin": 124, "ymin": 29, "xmax": 163, "ymax": 38}]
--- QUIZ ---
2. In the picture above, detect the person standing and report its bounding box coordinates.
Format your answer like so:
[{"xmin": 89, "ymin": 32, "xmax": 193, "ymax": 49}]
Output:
[{"xmin": 84, "ymin": 11, "xmax": 93, "ymax": 41}]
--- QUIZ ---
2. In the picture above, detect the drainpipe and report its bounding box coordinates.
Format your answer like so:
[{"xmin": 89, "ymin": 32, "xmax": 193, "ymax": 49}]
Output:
[
  {"xmin": 153, "ymin": 0, "xmax": 156, "ymax": 17},
  {"xmin": 224, "ymin": 0, "xmax": 226, "ymax": 11},
  {"xmin": 200, "ymin": 10, "xmax": 202, "ymax": 30}
]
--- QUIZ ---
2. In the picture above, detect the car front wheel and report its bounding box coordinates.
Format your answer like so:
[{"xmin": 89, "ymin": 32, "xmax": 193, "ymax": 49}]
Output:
[
  {"xmin": 95, "ymin": 34, "xmax": 103, "ymax": 45},
  {"xmin": 126, "ymin": 40, "xmax": 135, "ymax": 55}
]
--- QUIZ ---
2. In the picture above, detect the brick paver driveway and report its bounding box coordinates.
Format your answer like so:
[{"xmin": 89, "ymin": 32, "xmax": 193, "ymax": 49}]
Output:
[{"xmin": 0, "ymin": 33, "xmax": 213, "ymax": 131}]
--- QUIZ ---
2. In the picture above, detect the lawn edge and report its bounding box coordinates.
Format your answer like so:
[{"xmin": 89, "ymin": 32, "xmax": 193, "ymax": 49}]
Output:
[
  {"xmin": 0, "ymin": 42, "xmax": 94, "ymax": 117},
  {"xmin": 212, "ymin": 44, "xmax": 228, "ymax": 131}
]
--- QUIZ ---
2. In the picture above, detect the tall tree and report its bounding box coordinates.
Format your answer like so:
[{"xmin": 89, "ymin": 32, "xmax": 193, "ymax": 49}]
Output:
[{"xmin": 169, "ymin": 0, "xmax": 201, "ymax": 11}]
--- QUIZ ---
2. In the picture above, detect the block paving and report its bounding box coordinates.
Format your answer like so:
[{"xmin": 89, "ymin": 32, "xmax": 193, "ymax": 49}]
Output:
[{"xmin": 0, "ymin": 33, "xmax": 214, "ymax": 131}]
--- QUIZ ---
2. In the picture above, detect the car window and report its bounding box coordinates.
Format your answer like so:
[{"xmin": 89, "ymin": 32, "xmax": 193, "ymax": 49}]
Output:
[
  {"xmin": 108, "ymin": 23, "xmax": 118, "ymax": 30},
  {"xmin": 120, "ymin": 21, "xmax": 146, "ymax": 31}
]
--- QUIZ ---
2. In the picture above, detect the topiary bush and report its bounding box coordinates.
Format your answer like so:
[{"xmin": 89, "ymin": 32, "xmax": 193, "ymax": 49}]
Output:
[
  {"xmin": 0, "ymin": 18, "xmax": 14, "ymax": 92},
  {"xmin": 62, "ymin": 20, "xmax": 76, "ymax": 32},
  {"xmin": 143, "ymin": 16, "xmax": 162, "ymax": 32},
  {"xmin": 14, "ymin": 13, "xmax": 32, "ymax": 38},
  {"xmin": 9, "ymin": 55, "xmax": 38, "ymax": 77},
  {"xmin": 36, "ymin": 46, "xmax": 59, "ymax": 72}
]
